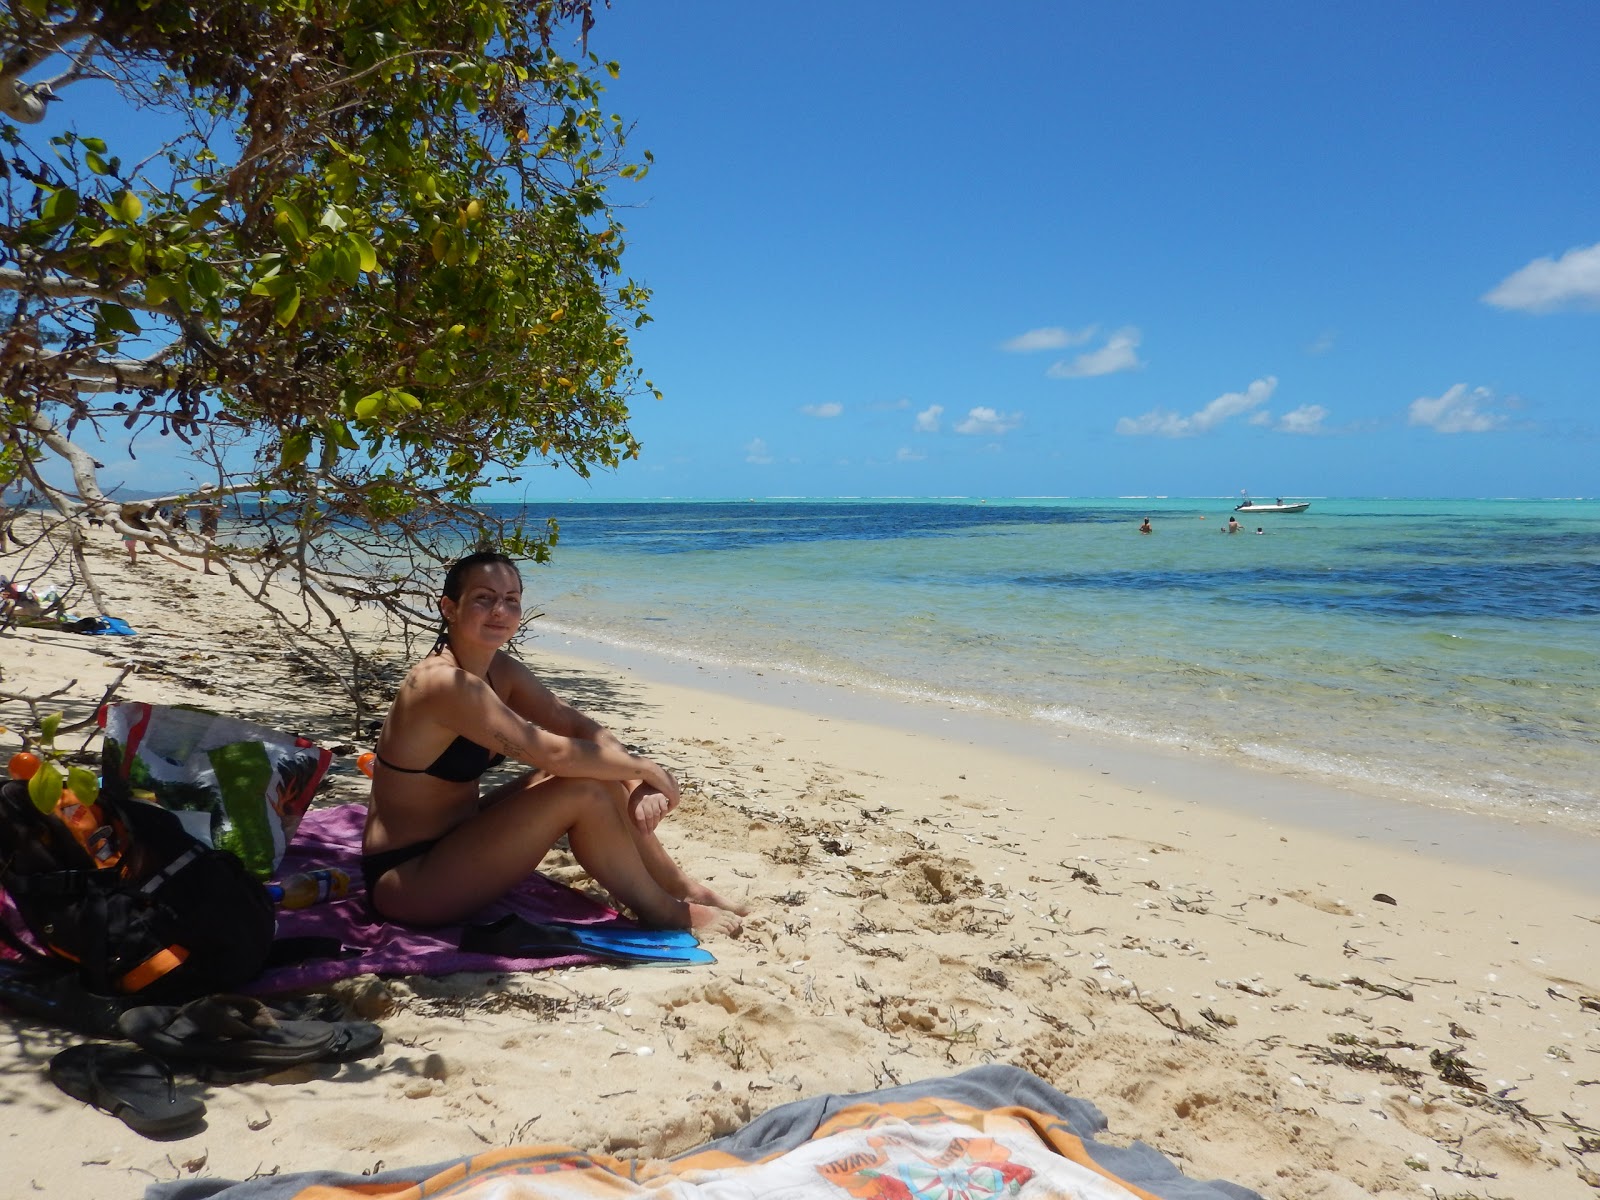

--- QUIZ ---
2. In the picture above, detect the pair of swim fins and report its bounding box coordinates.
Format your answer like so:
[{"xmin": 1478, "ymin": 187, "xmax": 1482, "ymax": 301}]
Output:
[{"xmin": 460, "ymin": 914, "xmax": 715, "ymax": 966}]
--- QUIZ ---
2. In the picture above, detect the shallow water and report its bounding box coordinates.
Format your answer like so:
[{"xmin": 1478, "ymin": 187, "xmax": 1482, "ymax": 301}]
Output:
[{"xmin": 488, "ymin": 498, "xmax": 1600, "ymax": 828}]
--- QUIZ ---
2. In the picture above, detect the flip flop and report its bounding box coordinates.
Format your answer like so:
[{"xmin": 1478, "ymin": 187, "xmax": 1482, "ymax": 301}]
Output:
[
  {"xmin": 49, "ymin": 1043, "xmax": 205, "ymax": 1136},
  {"xmin": 0, "ymin": 962, "xmax": 130, "ymax": 1038},
  {"xmin": 118, "ymin": 994, "xmax": 337, "ymax": 1068}
]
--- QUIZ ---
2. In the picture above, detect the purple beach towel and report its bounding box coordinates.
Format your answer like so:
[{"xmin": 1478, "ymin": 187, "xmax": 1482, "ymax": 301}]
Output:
[{"xmin": 250, "ymin": 803, "xmax": 622, "ymax": 992}]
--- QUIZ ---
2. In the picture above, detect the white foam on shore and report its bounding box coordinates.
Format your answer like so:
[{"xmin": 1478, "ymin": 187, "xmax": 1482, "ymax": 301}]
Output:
[{"xmin": 528, "ymin": 622, "xmax": 1600, "ymax": 895}]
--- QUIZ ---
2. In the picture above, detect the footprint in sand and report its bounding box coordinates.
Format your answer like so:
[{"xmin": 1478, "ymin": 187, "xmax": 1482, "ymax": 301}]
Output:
[{"xmin": 1283, "ymin": 888, "xmax": 1354, "ymax": 916}]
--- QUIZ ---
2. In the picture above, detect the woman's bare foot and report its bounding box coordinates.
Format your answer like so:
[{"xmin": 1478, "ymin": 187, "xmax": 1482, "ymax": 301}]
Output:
[
  {"xmin": 687, "ymin": 902, "xmax": 742, "ymax": 936},
  {"xmin": 683, "ymin": 879, "xmax": 751, "ymax": 917}
]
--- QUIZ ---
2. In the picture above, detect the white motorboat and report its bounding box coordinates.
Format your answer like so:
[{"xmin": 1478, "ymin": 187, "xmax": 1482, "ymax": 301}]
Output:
[{"xmin": 1234, "ymin": 498, "xmax": 1310, "ymax": 514}]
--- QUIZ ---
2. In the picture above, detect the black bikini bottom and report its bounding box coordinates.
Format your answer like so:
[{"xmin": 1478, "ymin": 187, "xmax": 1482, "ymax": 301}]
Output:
[{"xmin": 360, "ymin": 838, "xmax": 440, "ymax": 918}]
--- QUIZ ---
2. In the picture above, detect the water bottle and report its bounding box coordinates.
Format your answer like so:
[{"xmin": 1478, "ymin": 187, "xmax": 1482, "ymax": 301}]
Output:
[{"xmin": 267, "ymin": 867, "xmax": 351, "ymax": 908}]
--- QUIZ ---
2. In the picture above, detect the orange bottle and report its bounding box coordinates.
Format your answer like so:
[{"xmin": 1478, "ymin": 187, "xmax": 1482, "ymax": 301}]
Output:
[{"xmin": 55, "ymin": 792, "xmax": 122, "ymax": 868}]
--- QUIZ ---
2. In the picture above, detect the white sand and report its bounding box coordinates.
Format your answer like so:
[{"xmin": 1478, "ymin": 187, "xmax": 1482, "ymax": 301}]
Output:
[{"xmin": 4, "ymin": 528, "xmax": 1599, "ymax": 1199}]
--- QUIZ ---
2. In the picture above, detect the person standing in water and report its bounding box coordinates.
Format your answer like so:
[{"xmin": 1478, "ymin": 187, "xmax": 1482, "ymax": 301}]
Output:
[{"xmin": 361, "ymin": 551, "xmax": 745, "ymax": 935}]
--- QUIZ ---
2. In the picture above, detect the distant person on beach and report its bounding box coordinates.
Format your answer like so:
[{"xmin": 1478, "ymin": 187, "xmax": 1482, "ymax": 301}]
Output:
[
  {"xmin": 120, "ymin": 504, "xmax": 150, "ymax": 565},
  {"xmin": 1138, "ymin": 518, "xmax": 1153, "ymax": 534},
  {"xmin": 1256, "ymin": 527, "xmax": 1265, "ymax": 535},
  {"xmin": 1226, "ymin": 516, "xmax": 1241, "ymax": 534},
  {"xmin": 196, "ymin": 484, "xmax": 221, "ymax": 574},
  {"xmin": 362, "ymin": 551, "xmax": 745, "ymax": 935}
]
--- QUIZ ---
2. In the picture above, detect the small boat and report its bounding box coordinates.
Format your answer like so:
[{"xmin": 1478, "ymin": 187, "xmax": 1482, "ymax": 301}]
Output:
[{"xmin": 1234, "ymin": 497, "xmax": 1310, "ymax": 514}]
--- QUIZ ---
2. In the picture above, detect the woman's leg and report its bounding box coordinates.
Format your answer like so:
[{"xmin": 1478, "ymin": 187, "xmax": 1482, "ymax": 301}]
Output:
[
  {"xmin": 371, "ymin": 775, "xmax": 739, "ymax": 933},
  {"xmin": 621, "ymin": 783, "xmax": 750, "ymax": 916}
]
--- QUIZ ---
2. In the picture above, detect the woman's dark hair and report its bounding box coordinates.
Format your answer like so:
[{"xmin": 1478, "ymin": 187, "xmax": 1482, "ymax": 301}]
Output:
[{"xmin": 432, "ymin": 551, "xmax": 520, "ymax": 653}]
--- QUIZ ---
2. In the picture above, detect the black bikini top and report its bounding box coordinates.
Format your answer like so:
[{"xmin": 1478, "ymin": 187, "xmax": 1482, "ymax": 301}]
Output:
[
  {"xmin": 375, "ymin": 663, "xmax": 508, "ymax": 783},
  {"xmin": 375, "ymin": 736, "xmax": 506, "ymax": 783}
]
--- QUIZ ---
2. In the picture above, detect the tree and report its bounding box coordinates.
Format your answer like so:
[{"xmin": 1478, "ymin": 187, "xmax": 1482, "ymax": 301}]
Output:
[{"xmin": 0, "ymin": 0, "xmax": 655, "ymax": 724}]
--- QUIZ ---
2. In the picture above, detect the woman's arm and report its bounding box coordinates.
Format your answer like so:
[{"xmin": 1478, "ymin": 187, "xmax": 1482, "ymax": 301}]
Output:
[
  {"xmin": 434, "ymin": 661, "xmax": 678, "ymax": 802},
  {"xmin": 492, "ymin": 655, "xmax": 679, "ymax": 828}
]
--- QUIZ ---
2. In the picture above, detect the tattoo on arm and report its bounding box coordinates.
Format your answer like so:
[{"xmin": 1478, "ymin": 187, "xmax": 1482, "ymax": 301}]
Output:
[{"xmin": 491, "ymin": 727, "xmax": 531, "ymax": 758}]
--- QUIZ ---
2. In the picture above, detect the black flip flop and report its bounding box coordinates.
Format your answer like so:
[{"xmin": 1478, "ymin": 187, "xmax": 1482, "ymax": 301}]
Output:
[
  {"xmin": 0, "ymin": 962, "xmax": 130, "ymax": 1038},
  {"xmin": 49, "ymin": 1043, "xmax": 206, "ymax": 1136},
  {"xmin": 118, "ymin": 994, "xmax": 337, "ymax": 1069}
]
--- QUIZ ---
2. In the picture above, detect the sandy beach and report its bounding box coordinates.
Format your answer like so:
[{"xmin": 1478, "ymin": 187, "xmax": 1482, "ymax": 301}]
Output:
[{"xmin": 4, "ymin": 528, "xmax": 1599, "ymax": 1199}]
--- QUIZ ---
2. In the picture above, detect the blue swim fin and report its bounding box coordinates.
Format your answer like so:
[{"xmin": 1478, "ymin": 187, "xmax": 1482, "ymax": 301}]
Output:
[
  {"xmin": 545, "ymin": 921, "xmax": 702, "ymax": 949},
  {"xmin": 460, "ymin": 915, "xmax": 714, "ymax": 965}
]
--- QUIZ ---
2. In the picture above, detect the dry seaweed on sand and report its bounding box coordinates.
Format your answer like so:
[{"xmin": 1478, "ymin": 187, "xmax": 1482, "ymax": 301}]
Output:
[
  {"xmin": 1431, "ymin": 1047, "xmax": 1487, "ymax": 1092},
  {"xmin": 1343, "ymin": 975, "xmax": 1414, "ymax": 1001},
  {"xmin": 1299, "ymin": 1041, "xmax": 1424, "ymax": 1087},
  {"xmin": 1136, "ymin": 1000, "xmax": 1216, "ymax": 1042},
  {"xmin": 402, "ymin": 986, "xmax": 618, "ymax": 1021}
]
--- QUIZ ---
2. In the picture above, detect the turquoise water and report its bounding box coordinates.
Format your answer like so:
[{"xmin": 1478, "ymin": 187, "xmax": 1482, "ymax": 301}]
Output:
[{"xmin": 496, "ymin": 498, "xmax": 1599, "ymax": 827}]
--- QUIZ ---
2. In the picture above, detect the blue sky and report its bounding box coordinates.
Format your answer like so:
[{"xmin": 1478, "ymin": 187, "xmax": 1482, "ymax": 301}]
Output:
[
  {"xmin": 509, "ymin": 0, "xmax": 1597, "ymax": 499},
  {"xmin": 45, "ymin": 2, "xmax": 1597, "ymax": 500}
]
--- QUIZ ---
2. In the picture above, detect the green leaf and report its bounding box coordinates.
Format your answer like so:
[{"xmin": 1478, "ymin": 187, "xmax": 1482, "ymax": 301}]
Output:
[
  {"xmin": 28, "ymin": 763, "xmax": 63, "ymax": 814},
  {"xmin": 349, "ymin": 233, "xmax": 378, "ymax": 273},
  {"xmin": 85, "ymin": 150, "xmax": 111, "ymax": 175},
  {"xmin": 81, "ymin": 136, "xmax": 107, "ymax": 153},
  {"xmin": 66, "ymin": 766, "xmax": 99, "ymax": 805},
  {"xmin": 39, "ymin": 711, "xmax": 61, "ymax": 745},
  {"xmin": 88, "ymin": 228, "xmax": 123, "ymax": 247},
  {"xmin": 318, "ymin": 204, "xmax": 348, "ymax": 232},
  {"xmin": 273, "ymin": 286, "xmax": 302, "ymax": 326},
  {"xmin": 271, "ymin": 197, "xmax": 308, "ymax": 240},
  {"xmin": 353, "ymin": 391, "xmax": 382, "ymax": 419},
  {"xmin": 189, "ymin": 260, "xmax": 222, "ymax": 298},
  {"xmin": 333, "ymin": 242, "xmax": 360, "ymax": 286},
  {"xmin": 41, "ymin": 187, "xmax": 79, "ymax": 225},
  {"xmin": 281, "ymin": 428, "xmax": 312, "ymax": 468},
  {"xmin": 117, "ymin": 190, "xmax": 144, "ymax": 222},
  {"xmin": 98, "ymin": 303, "xmax": 140, "ymax": 334},
  {"xmin": 250, "ymin": 273, "xmax": 293, "ymax": 298}
]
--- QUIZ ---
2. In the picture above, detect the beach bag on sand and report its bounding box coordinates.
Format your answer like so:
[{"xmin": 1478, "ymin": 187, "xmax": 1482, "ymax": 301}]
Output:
[
  {"xmin": 0, "ymin": 775, "xmax": 275, "ymax": 1002},
  {"xmin": 100, "ymin": 702, "xmax": 332, "ymax": 879}
]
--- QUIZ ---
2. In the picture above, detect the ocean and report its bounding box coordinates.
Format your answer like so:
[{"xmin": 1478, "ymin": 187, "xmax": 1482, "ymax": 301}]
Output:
[{"xmin": 487, "ymin": 498, "xmax": 1599, "ymax": 830}]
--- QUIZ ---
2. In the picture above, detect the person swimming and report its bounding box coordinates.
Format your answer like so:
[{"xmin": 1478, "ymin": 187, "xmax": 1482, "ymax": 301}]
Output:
[{"xmin": 360, "ymin": 551, "xmax": 745, "ymax": 935}]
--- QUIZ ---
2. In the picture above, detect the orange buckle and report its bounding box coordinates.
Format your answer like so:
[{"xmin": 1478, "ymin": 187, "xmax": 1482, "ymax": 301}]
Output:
[{"xmin": 118, "ymin": 945, "xmax": 189, "ymax": 993}]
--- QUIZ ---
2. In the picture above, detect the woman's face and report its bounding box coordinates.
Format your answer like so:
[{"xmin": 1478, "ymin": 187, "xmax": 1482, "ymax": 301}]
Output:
[{"xmin": 442, "ymin": 562, "xmax": 523, "ymax": 649}]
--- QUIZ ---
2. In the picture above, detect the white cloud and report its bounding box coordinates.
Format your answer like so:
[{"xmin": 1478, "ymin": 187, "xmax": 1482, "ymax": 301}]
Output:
[
  {"xmin": 1408, "ymin": 384, "xmax": 1506, "ymax": 433},
  {"xmin": 800, "ymin": 402, "xmax": 843, "ymax": 418},
  {"xmin": 914, "ymin": 404, "xmax": 944, "ymax": 433},
  {"xmin": 1483, "ymin": 241, "xmax": 1600, "ymax": 312},
  {"xmin": 1000, "ymin": 325, "xmax": 1096, "ymax": 353},
  {"xmin": 743, "ymin": 437, "xmax": 773, "ymax": 464},
  {"xmin": 895, "ymin": 447, "xmax": 925, "ymax": 462},
  {"xmin": 1306, "ymin": 330, "xmax": 1337, "ymax": 355},
  {"xmin": 1047, "ymin": 327, "xmax": 1143, "ymax": 379},
  {"xmin": 954, "ymin": 406, "xmax": 1021, "ymax": 436},
  {"xmin": 1116, "ymin": 377, "xmax": 1277, "ymax": 438},
  {"xmin": 1277, "ymin": 404, "xmax": 1328, "ymax": 434},
  {"xmin": 1247, "ymin": 410, "xmax": 1273, "ymax": 426}
]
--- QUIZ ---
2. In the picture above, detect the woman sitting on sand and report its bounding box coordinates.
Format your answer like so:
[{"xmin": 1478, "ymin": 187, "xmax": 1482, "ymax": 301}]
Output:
[{"xmin": 361, "ymin": 551, "xmax": 744, "ymax": 935}]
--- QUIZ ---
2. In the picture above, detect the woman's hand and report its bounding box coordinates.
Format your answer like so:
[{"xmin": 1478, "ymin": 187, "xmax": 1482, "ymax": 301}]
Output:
[{"xmin": 627, "ymin": 765, "xmax": 680, "ymax": 833}]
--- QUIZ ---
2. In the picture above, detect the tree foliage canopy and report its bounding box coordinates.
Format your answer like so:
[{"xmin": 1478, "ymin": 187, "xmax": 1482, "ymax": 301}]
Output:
[{"xmin": 0, "ymin": 0, "xmax": 653, "ymax": 715}]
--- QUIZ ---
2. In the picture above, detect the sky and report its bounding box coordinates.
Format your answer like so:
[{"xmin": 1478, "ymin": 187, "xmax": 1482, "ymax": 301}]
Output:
[
  {"xmin": 505, "ymin": 0, "xmax": 1598, "ymax": 499},
  {"xmin": 37, "ymin": 1, "xmax": 1599, "ymax": 500}
]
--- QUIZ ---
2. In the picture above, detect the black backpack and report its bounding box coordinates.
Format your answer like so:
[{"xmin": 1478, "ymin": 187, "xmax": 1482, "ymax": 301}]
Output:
[{"xmin": 0, "ymin": 775, "xmax": 275, "ymax": 1003}]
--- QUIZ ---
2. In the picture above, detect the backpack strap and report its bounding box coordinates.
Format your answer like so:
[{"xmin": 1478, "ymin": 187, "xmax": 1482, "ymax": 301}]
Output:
[{"xmin": 138, "ymin": 847, "xmax": 200, "ymax": 893}]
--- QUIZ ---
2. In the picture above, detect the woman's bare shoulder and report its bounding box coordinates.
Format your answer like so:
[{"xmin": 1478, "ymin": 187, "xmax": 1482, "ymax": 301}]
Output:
[{"xmin": 397, "ymin": 654, "xmax": 479, "ymax": 705}]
